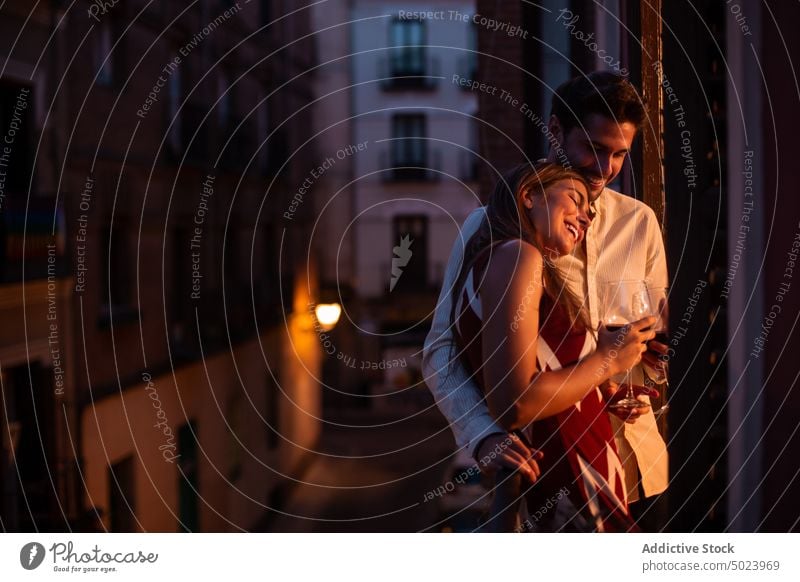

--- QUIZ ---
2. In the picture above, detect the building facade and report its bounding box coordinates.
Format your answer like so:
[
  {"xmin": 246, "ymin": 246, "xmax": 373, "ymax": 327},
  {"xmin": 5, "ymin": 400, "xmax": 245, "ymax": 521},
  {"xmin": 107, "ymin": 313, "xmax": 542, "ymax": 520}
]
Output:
[
  {"xmin": 1, "ymin": 0, "xmax": 323, "ymax": 532},
  {"xmin": 330, "ymin": 1, "xmax": 478, "ymax": 409}
]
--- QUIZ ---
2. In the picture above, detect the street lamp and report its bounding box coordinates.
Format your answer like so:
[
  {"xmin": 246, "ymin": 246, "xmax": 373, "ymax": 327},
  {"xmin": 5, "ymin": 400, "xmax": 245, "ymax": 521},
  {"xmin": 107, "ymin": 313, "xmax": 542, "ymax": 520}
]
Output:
[{"xmin": 315, "ymin": 303, "xmax": 341, "ymax": 331}]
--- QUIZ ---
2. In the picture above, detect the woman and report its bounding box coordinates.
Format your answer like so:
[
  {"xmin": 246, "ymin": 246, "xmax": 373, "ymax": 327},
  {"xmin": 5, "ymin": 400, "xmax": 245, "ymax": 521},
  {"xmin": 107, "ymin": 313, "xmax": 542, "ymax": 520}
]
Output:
[{"xmin": 450, "ymin": 162, "xmax": 654, "ymax": 532}]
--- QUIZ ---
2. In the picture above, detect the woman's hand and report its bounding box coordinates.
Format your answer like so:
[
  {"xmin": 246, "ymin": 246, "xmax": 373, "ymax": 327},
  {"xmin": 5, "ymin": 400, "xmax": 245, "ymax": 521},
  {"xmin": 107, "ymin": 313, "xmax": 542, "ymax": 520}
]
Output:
[
  {"xmin": 597, "ymin": 316, "xmax": 657, "ymax": 377},
  {"xmin": 601, "ymin": 380, "xmax": 659, "ymax": 423}
]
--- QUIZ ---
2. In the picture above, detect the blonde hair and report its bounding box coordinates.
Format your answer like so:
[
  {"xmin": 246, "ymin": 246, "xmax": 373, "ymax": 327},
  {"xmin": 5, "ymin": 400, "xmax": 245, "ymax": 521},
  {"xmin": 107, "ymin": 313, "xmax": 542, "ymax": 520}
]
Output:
[{"xmin": 450, "ymin": 162, "xmax": 590, "ymax": 335}]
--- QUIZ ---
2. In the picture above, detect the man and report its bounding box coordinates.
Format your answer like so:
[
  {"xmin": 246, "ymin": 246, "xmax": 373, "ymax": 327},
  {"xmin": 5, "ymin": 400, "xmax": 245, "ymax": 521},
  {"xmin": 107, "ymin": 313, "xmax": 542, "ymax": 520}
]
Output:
[{"xmin": 422, "ymin": 71, "xmax": 669, "ymax": 529}]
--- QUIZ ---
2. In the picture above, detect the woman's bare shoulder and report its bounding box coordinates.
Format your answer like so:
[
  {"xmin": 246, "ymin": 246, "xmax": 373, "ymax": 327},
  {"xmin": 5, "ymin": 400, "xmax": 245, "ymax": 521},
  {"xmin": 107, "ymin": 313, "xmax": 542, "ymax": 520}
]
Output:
[
  {"xmin": 481, "ymin": 239, "xmax": 544, "ymax": 297},
  {"xmin": 489, "ymin": 239, "xmax": 544, "ymax": 272}
]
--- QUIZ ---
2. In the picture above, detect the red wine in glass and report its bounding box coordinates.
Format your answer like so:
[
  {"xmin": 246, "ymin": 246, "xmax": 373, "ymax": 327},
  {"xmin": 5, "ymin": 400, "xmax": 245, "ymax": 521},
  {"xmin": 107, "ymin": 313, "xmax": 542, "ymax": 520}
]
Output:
[{"xmin": 598, "ymin": 280, "xmax": 651, "ymax": 410}]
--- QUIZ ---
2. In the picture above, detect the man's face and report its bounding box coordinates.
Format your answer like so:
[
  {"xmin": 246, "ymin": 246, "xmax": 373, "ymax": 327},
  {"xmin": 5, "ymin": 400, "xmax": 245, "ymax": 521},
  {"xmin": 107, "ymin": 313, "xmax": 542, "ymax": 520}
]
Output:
[{"xmin": 552, "ymin": 113, "xmax": 638, "ymax": 201}]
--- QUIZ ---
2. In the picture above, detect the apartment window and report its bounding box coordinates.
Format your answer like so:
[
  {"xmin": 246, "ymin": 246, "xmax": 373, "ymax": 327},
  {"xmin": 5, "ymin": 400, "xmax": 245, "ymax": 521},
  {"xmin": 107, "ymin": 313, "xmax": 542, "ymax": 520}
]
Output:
[
  {"xmin": 95, "ymin": 21, "xmax": 114, "ymax": 86},
  {"xmin": 389, "ymin": 17, "xmax": 425, "ymax": 76},
  {"xmin": 389, "ymin": 114, "xmax": 428, "ymax": 181},
  {"xmin": 391, "ymin": 215, "xmax": 428, "ymax": 293},
  {"xmin": 392, "ymin": 114, "xmax": 426, "ymax": 165},
  {"xmin": 108, "ymin": 456, "xmax": 136, "ymax": 532}
]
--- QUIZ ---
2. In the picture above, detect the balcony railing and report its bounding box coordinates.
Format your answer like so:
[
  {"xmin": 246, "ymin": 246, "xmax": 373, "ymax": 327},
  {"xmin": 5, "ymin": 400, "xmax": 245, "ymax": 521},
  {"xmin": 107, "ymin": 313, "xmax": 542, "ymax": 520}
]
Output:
[
  {"xmin": 380, "ymin": 148, "xmax": 441, "ymax": 182},
  {"xmin": 377, "ymin": 53, "xmax": 441, "ymax": 91}
]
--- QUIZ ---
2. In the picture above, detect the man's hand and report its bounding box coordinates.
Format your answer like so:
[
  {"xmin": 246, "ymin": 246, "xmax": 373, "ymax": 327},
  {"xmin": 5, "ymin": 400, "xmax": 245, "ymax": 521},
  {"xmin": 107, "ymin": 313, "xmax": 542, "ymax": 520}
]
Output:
[
  {"xmin": 475, "ymin": 432, "xmax": 543, "ymax": 485},
  {"xmin": 642, "ymin": 338, "xmax": 669, "ymax": 374},
  {"xmin": 601, "ymin": 381, "xmax": 659, "ymax": 424}
]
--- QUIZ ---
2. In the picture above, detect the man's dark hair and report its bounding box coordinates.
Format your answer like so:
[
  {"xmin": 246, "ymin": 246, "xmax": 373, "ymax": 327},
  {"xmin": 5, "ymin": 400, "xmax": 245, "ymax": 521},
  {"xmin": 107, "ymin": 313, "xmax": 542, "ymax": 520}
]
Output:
[{"xmin": 550, "ymin": 71, "xmax": 646, "ymax": 134}]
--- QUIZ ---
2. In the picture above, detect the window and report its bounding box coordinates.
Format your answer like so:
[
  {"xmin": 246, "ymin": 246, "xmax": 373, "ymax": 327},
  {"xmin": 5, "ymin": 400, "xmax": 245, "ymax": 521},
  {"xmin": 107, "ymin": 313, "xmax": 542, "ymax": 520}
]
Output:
[
  {"xmin": 108, "ymin": 456, "xmax": 136, "ymax": 532},
  {"xmin": 390, "ymin": 114, "xmax": 427, "ymax": 180},
  {"xmin": 391, "ymin": 215, "xmax": 428, "ymax": 293},
  {"xmin": 389, "ymin": 17, "xmax": 425, "ymax": 76},
  {"xmin": 392, "ymin": 114, "xmax": 426, "ymax": 165}
]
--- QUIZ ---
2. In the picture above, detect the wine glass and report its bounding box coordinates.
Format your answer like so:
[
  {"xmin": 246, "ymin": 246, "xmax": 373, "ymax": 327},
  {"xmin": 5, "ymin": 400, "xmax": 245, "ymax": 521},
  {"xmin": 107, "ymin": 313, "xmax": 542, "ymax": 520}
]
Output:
[
  {"xmin": 645, "ymin": 286, "xmax": 670, "ymax": 417},
  {"xmin": 598, "ymin": 280, "xmax": 651, "ymax": 410}
]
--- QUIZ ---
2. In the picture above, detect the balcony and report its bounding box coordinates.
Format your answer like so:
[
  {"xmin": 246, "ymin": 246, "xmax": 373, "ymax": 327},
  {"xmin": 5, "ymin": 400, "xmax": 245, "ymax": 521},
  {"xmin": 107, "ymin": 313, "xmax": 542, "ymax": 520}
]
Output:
[
  {"xmin": 380, "ymin": 148, "xmax": 441, "ymax": 183},
  {"xmin": 377, "ymin": 53, "xmax": 441, "ymax": 91}
]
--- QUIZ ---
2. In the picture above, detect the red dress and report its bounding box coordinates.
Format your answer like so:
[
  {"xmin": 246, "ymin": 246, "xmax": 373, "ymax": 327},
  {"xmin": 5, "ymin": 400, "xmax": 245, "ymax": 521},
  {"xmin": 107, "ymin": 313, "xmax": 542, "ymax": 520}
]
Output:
[{"xmin": 454, "ymin": 252, "xmax": 635, "ymax": 532}]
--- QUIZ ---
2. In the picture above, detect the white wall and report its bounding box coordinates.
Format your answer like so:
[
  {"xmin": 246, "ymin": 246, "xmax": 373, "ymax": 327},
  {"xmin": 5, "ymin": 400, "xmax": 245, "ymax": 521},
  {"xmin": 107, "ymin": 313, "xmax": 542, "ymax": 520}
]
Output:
[{"xmin": 350, "ymin": 1, "xmax": 479, "ymax": 298}]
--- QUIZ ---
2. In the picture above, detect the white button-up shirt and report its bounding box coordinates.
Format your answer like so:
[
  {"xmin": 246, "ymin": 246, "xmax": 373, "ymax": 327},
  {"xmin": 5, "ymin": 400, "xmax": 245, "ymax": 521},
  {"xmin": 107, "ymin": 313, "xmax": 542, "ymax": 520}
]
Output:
[{"xmin": 422, "ymin": 187, "xmax": 669, "ymax": 500}]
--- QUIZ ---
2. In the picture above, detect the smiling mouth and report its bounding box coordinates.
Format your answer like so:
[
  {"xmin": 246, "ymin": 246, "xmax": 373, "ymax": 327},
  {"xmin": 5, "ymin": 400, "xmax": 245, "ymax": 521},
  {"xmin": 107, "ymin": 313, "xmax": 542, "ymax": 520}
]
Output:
[{"xmin": 565, "ymin": 223, "xmax": 579, "ymax": 242}]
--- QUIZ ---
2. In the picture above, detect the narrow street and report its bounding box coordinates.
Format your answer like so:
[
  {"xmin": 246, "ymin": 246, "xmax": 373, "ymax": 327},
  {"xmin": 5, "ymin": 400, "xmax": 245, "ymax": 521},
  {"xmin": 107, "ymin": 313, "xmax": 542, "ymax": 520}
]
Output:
[{"xmin": 265, "ymin": 403, "xmax": 457, "ymax": 532}]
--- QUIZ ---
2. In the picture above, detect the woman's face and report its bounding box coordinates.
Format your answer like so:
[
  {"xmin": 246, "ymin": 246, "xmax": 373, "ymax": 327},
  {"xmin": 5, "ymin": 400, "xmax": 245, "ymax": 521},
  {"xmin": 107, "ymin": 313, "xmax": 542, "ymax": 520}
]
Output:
[{"xmin": 524, "ymin": 178, "xmax": 591, "ymax": 257}]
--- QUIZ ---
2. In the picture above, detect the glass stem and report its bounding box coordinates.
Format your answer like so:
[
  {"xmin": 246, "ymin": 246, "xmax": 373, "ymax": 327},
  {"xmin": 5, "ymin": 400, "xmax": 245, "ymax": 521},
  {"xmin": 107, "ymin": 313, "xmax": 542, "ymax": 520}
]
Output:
[{"xmin": 626, "ymin": 369, "xmax": 634, "ymax": 400}]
